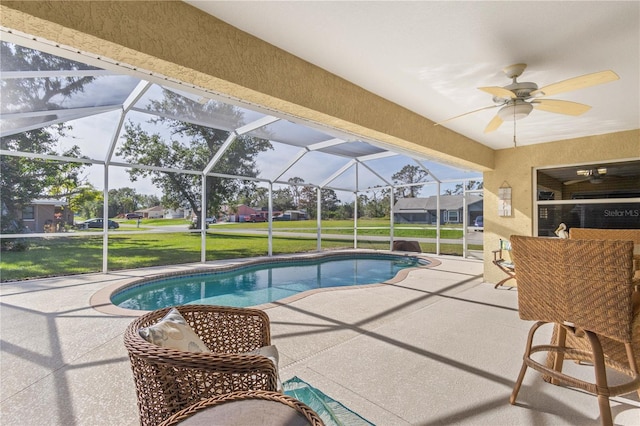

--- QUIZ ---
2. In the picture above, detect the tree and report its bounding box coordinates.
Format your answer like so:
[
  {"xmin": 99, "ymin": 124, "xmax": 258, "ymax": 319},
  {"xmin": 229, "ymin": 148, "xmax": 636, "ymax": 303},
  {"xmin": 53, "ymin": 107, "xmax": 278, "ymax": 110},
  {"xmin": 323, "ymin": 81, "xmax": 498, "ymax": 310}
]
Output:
[
  {"xmin": 1, "ymin": 42, "xmax": 98, "ymax": 114},
  {"xmin": 272, "ymin": 188, "xmax": 295, "ymax": 212},
  {"xmin": 392, "ymin": 165, "xmax": 429, "ymax": 198},
  {"xmin": 443, "ymin": 180, "xmax": 484, "ymax": 195},
  {"xmin": 235, "ymin": 186, "xmax": 270, "ymax": 211},
  {"xmin": 117, "ymin": 91, "xmax": 272, "ymax": 226},
  {"xmin": 360, "ymin": 187, "xmax": 390, "ymax": 218},
  {"xmin": 299, "ymin": 186, "xmax": 340, "ymax": 219},
  {"xmin": 250, "ymin": 187, "xmax": 270, "ymax": 209},
  {"xmin": 69, "ymin": 185, "xmax": 103, "ymax": 219},
  {"xmin": 142, "ymin": 194, "xmax": 161, "ymax": 209},
  {"xmin": 1, "ymin": 131, "xmax": 85, "ymax": 221},
  {"xmin": 333, "ymin": 201, "xmax": 355, "ymax": 220},
  {"xmin": 1, "ymin": 42, "xmax": 93, "ymax": 240},
  {"xmin": 287, "ymin": 177, "xmax": 305, "ymax": 208},
  {"xmin": 108, "ymin": 187, "xmax": 141, "ymax": 217}
]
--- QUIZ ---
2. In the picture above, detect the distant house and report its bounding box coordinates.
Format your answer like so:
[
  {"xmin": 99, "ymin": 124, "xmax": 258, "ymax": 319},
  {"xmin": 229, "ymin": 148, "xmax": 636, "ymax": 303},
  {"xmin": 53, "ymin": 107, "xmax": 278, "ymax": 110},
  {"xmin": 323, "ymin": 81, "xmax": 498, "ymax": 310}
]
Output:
[
  {"xmin": 227, "ymin": 204, "xmax": 254, "ymax": 222},
  {"xmin": 393, "ymin": 195, "xmax": 483, "ymax": 224},
  {"xmin": 20, "ymin": 199, "xmax": 72, "ymax": 232},
  {"xmin": 226, "ymin": 204, "xmax": 270, "ymax": 222},
  {"xmin": 138, "ymin": 206, "xmax": 164, "ymax": 219},
  {"xmin": 275, "ymin": 209, "xmax": 307, "ymax": 221},
  {"xmin": 164, "ymin": 208, "xmax": 187, "ymax": 219}
]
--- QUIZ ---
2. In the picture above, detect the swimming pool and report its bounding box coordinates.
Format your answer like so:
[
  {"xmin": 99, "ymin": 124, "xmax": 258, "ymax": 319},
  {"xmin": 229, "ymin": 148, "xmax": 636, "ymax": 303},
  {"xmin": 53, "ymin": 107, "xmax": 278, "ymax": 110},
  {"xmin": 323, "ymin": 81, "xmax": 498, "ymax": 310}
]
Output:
[{"xmin": 111, "ymin": 253, "xmax": 429, "ymax": 310}]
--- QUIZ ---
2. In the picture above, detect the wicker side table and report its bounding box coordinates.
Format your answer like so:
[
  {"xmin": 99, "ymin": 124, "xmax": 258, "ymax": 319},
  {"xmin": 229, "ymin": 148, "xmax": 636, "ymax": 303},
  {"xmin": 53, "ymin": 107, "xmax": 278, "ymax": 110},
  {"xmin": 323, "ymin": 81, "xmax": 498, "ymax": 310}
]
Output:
[{"xmin": 158, "ymin": 390, "xmax": 325, "ymax": 426}]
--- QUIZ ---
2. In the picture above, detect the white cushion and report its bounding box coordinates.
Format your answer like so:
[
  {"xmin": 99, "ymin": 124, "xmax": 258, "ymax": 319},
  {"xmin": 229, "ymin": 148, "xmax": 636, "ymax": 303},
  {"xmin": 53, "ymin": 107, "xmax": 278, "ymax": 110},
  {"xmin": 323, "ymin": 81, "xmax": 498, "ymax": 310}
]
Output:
[
  {"xmin": 247, "ymin": 345, "xmax": 282, "ymax": 391},
  {"xmin": 138, "ymin": 308, "xmax": 210, "ymax": 353}
]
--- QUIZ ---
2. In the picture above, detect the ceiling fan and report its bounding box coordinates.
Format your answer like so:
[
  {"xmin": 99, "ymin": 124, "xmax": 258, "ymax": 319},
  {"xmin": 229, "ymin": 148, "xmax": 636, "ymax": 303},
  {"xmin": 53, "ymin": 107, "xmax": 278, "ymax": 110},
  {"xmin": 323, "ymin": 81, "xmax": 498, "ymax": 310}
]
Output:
[
  {"xmin": 434, "ymin": 64, "xmax": 619, "ymax": 143},
  {"xmin": 564, "ymin": 167, "xmax": 607, "ymax": 185}
]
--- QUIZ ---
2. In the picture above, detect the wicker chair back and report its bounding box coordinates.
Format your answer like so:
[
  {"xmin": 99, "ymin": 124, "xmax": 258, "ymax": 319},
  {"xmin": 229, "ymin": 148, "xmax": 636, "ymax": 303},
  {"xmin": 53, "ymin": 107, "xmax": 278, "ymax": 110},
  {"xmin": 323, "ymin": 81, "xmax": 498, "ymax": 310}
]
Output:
[{"xmin": 511, "ymin": 236, "xmax": 634, "ymax": 343}]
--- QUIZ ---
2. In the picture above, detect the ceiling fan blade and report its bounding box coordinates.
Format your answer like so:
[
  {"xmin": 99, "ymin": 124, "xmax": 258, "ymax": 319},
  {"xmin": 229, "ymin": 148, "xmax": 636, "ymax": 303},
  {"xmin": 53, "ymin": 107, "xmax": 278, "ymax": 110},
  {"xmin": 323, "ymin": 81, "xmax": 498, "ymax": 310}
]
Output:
[
  {"xmin": 484, "ymin": 114, "xmax": 503, "ymax": 133},
  {"xmin": 564, "ymin": 177, "xmax": 590, "ymax": 185},
  {"xmin": 478, "ymin": 86, "xmax": 517, "ymax": 99},
  {"xmin": 530, "ymin": 70, "xmax": 619, "ymax": 97},
  {"xmin": 532, "ymin": 99, "xmax": 592, "ymax": 116},
  {"xmin": 433, "ymin": 105, "xmax": 499, "ymax": 126}
]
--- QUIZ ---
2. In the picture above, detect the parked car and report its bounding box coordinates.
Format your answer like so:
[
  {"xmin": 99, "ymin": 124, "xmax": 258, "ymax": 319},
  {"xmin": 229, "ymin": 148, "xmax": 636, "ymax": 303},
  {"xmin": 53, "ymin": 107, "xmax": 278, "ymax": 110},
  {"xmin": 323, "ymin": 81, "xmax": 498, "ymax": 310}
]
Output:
[
  {"xmin": 248, "ymin": 214, "xmax": 267, "ymax": 223},
  {"xmin": 474, "ymin": 215, "xmax": 484, "ymax": 231},
  {"xmin": 82, "ymin": 218, "xmax": 119, "ymax": 229},
  {"xmin": 125, "ymin": 213, "xmax": 143, "ymax": 219},
  {"xmin": 191, "ymin": 217, "xmax": 216, "ymax": 224}
]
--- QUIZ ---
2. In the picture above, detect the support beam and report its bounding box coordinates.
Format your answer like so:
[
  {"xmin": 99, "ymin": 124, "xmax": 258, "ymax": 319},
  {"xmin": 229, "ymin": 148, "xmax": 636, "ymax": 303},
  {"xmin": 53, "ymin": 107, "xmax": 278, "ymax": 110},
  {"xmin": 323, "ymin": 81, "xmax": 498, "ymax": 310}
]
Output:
[{"xmin": 316, "ymin": 187, "xmax": 322, "ymax": 252}]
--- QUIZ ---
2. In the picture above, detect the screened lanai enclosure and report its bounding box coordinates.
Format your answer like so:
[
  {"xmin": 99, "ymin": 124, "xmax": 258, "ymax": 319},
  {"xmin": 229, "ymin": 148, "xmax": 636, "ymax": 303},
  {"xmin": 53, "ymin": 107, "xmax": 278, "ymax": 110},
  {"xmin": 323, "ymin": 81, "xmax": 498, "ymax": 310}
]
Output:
[{"xmin": 1, "ymin": 31, "xmax": 483, "ymax": 281}]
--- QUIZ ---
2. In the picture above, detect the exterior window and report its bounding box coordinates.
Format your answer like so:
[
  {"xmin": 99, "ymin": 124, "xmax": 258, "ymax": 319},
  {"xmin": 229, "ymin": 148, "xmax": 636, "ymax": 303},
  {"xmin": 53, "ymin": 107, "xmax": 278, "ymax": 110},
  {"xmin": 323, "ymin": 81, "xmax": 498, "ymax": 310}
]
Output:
[
  {"xmin": 535, "ymin": 160, "xmax": 640, "ymax": 236},
  {"xmin": 447, "ymin": 210, "xmax": 459, "ymax": 223},
  {"xmin": 22, "ymin": 206, "xmax": 35, "ymax": 220}
]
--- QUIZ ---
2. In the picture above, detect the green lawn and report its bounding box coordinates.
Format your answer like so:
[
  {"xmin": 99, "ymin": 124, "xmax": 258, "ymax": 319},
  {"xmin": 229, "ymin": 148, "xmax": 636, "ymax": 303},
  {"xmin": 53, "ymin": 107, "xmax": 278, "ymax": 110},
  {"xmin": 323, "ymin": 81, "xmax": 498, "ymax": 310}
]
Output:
[
  {"xmin": 184, "ymin": 219, "xmax": 464, "ymax": 239},
  {"xmin": 1, "ymin": 220, "xmax": 481, "ymax": 281},
  {"xmin": 0, "ymin": 233, "xmax": 359, "ymax": 281}
]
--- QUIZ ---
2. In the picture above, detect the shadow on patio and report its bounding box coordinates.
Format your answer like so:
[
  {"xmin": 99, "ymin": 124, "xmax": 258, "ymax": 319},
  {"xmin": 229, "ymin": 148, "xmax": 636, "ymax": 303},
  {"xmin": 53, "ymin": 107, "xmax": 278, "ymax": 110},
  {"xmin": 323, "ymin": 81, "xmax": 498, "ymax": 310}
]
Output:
[{"xmin": 1, "ymin": 256, "xmax": 639, "ymax": 425}]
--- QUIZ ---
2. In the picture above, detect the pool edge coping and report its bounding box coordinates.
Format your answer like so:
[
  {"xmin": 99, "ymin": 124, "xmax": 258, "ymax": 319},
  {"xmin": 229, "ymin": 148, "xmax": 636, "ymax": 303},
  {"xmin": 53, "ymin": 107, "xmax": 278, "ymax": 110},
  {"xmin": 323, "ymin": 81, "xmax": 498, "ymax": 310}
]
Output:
[{"xmin": 90, "ymin": 249, "xmax": 441, "ymax": 316}]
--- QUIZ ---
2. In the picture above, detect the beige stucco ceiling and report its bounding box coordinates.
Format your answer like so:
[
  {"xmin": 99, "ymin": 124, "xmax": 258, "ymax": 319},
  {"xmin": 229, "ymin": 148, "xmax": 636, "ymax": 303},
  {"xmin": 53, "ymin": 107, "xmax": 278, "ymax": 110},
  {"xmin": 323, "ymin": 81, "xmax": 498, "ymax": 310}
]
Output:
[{"xmin": 187, "ymin": 1, "xmax": 640, "ymax": 151}]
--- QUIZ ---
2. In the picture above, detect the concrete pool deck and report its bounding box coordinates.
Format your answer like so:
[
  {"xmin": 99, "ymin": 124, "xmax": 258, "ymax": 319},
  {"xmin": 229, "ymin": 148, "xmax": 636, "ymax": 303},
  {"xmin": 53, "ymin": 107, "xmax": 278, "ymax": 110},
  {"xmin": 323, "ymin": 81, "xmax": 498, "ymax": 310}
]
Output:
[{"xmin": 1, "ymin": 253, "xmax": 639, "ymax": 425}]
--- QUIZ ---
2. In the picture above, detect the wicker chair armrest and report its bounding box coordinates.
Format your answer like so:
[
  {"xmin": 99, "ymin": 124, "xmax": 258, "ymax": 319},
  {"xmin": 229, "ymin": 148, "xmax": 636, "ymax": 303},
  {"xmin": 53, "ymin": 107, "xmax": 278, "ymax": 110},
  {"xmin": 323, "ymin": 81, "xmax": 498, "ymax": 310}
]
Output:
[
  {"xmin": 126, "ymin": 340, "xmax": 278, "ymax": 373},
  {"xmin": 496, "ymin": 260, "xmax": 515, "ymax": 270}
]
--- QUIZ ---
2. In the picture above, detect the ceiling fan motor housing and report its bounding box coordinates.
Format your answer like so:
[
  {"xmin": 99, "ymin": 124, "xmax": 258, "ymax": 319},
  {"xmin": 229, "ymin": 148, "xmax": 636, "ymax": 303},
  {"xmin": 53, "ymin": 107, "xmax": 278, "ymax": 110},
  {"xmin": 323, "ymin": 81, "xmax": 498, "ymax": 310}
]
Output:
[
  {"xmin": 498, "ymin": 101, "xmax": 533, "ymax": 121},
  {"xmin": 504, "ymin": 81, "xmax": 538, "ymax": 98},
  {"xmin": 491, "ymin": 81, "xmax": 539, "ymax": 103}
]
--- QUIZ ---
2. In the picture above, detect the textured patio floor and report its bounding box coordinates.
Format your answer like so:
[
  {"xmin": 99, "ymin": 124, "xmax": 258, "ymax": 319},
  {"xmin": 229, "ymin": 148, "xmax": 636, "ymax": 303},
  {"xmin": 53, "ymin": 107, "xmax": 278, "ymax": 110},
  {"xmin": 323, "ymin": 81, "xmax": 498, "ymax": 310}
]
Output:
[{"xmin": 2, "ymin": 254, "xmax": 639, "ymax": 425}]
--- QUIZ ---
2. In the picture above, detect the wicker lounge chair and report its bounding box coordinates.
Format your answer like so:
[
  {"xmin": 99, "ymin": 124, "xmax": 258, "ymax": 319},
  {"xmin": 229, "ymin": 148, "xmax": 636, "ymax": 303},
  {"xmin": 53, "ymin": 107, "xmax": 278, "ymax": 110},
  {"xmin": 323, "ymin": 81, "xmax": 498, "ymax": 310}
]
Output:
[
  {"xmin": 492, "ymin": 239, "xmax": 515, "ymax": 288},
  {"xmin": 158, "ymin": 390, "xmax": 325, "ymax": 426},
  {"xmin": 509, "ymin": 236, "xmax": 640, "ymax": 426},
  {"xmin": 124, "ymin": 305, "xmax": 279, "ymax": 426}
]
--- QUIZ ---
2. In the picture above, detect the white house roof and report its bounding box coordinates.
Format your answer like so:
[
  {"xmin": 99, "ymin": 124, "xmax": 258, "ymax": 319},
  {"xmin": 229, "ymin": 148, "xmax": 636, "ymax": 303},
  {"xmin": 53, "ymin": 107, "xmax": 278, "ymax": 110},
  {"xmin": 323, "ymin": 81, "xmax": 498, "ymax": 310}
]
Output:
[{"xmin": 30, "ymin": 199, "xmax": 68, "ymax": 206}]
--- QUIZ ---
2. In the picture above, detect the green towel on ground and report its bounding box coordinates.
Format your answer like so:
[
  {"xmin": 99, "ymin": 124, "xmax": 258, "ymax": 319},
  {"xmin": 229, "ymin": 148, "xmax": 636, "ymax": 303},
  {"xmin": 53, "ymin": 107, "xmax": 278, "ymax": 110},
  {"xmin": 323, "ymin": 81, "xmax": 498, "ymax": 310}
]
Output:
[{"xmin": 282, "ymin": 376, "xmax": 375, "ymax": 426}]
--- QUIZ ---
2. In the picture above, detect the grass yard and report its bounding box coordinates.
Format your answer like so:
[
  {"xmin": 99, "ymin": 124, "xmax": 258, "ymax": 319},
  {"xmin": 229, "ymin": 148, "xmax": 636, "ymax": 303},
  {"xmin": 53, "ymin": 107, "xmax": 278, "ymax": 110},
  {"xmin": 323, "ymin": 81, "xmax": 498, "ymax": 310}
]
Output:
[
  {"xmin": 1, "ymin": 219, "xmax": 481, "ymax": 281},
  {"xmin": 1, "ymin": 232, "xmax": 365, "ymax": 281},
  {"xmin": 215, "ymin": 219, "xmax": 465, "ymax": 239}
]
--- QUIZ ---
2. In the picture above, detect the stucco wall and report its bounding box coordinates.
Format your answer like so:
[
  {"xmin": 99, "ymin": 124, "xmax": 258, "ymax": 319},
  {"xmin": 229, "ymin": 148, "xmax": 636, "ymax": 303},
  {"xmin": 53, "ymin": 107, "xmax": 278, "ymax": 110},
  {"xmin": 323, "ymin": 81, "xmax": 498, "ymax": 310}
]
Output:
[{"xmin": 483, "ymin": 130, "xmax": 639, "ymax": 285}]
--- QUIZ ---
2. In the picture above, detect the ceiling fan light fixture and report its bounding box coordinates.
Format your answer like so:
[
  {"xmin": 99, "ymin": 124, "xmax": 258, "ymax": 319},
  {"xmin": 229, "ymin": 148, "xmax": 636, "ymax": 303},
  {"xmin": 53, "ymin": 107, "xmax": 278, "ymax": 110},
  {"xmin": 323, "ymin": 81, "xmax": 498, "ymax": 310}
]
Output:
[{"xmin": 498, "ymin": 102, "xmax": 533, "ymax": 121}]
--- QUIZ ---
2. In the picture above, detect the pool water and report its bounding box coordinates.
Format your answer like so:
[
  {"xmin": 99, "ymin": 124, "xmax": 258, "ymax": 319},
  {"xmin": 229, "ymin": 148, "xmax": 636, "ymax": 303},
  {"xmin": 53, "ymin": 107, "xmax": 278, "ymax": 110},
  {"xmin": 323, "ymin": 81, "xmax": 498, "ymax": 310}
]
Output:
[{"xmin": 112, "ymin": 254, "xmax": 426, "ymax": 310}]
